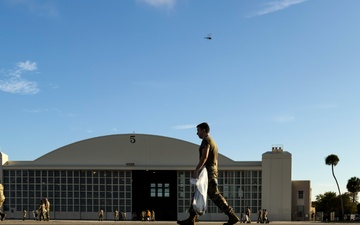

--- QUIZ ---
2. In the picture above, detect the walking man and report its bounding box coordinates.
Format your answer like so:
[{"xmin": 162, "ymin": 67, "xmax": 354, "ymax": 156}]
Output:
[
  {"xmin": 114, "ymin": 209, "xmax": 119, "ymax": 221},
  {"xmin": 99, "ymin": 209, "xmax": 104, "ymax": 221},
  {"xmin": 257, "ymin": 208, "xmax": 262, "ymax": 223},
  {"xmin": 177, "ymin": 122, "xmax": 239, "ymax": 225},
  {"xmin": 246, "ymin": 207, "xmax": 251, "ymax": 223},
  {"xmin": 23, "ymin": 209, "xmax": 27, "ymax": 221},
  {"xmin": 45, "ymin": 198, "xmax": 50, "ymax": 221}
]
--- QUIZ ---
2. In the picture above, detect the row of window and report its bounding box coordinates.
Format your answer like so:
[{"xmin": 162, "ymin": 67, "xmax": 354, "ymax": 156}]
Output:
[
  {"xmin": 3, "ymin": 169, "xmax": 262, "ymax": 214},
  {"xmin": 3, "ymin": 170, "xmax": 132, "ymax": 212},
  {"xmin": 150, "ymin": 183, "xmax": 170, "ymax": 198},
  {"xmin": 177, "ymin": 171, "xmax": 262, "ymax": 214},
  {"xmin": 5, "ymin": 171, "xmax": 131, "ymax": 185}
]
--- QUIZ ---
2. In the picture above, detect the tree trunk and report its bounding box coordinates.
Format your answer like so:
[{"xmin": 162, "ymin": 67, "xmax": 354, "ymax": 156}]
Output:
[{"xmin": 332, "ymin": 165, "xmax": 344, "ymax": 220}]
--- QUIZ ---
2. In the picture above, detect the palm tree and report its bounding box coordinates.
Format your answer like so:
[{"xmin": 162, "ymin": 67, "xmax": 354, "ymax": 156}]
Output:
[
  {"xmin": 325, "ymin": 154, "xmax": 344, "ymax": 220},
  {"xmin": 346, "ymin": 177, "xmax": 360, "ymax": 204}
]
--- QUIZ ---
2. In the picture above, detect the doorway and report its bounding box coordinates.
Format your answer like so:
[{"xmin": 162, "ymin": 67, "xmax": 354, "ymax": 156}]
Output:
[{"xmin": 132, "ymin": 170, "xmax": 177, "ymax": 221}]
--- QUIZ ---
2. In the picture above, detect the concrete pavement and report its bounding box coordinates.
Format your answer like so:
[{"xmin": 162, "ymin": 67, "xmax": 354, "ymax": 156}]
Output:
[{"xmin": 0, "ymin": 220, "xmax": 349, "ymax": 225}]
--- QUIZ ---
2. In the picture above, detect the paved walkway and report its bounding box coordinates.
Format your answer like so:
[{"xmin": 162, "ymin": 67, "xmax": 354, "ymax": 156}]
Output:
[{"xmin": 0, "ymin": 220, "xmax": 349, "ymax": 225}]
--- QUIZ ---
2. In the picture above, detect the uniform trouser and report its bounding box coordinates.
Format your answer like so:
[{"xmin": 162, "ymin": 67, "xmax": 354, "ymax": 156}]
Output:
[
  {"xmin": 188, "ymin": 177, "xmax": 232, "ymax": 215},
  {"xmin": 0, "ymin": 199, "xmax": 5, "ymax": 217},
  {"xmin": 40, "ymin": 211, "xmax": 46, "ymax": 221},
  {"xmin": 46, "ymin": 210, "xmax": 50, "ymax": 220}
]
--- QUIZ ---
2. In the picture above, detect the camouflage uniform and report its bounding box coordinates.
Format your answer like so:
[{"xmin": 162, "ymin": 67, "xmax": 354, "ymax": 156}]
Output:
[
  {"xmin": 187, "ymin": 135, "xmax": 234, "ymax": 215},
  {"xmin": 23, "ymin": 209, "xmax": 27, "ymax": 221},
  {"xmin": 99, "ymin": 209, "xmax": 104, "ymax": 221},
  {"xmin": 114, "ymin": 209, "xmax": 119, "ymax": 221},
  {"xmin": 178, "ymin": 124, "xmax": 239, "ymax": 225},
  {"xmin": 45, "ymin": 198, "xmax": 50, "ymax": 221},
  {"xmin": 38, "ymin": 201, "xmax": 47, "ymax": 221}
]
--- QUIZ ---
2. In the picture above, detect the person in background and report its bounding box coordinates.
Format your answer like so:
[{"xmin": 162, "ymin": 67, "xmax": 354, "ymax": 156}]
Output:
[
  {"xmin": 114, "ymin": 209, "xmax": 119, "ymax": 221},
  {"xmin": 23, "ymin": 209, "xmax": 27, "ymax": 221},
  {"xmin": 38, "ymin": 199, "xmax": 47, "ymax": 221},
  {"xmin": 99, "ymin": 209, "xmax": 104, "ymax": 221},
  {"xmin": 263, "ymin": 209, "xmax": 269, "ymax": 223},
  {"xmin": 146, "ymin": 209, "xmax": 151, "ymax": 221},
  {"xmin": 35, "ymin": 209, "xmax": 39, "ymax": 221},
  {"xmin": 257, "ymin": 208, "xmax": 263, "ymax": 223},
  {"xmin": 151, "ymin": 210, "xmax": 155, "ymax": 221},
  {"xmin": 45, "ymin": 198, "xmax": 51, "ymax": 221},
  {"xmin": 246, "ymin": 207, "xmax": 251, "ymax": 223}
]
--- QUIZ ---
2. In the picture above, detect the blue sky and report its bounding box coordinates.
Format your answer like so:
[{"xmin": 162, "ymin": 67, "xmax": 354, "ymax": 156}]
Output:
[{"xmin": 1, "ymin": 0, "xmax": 360, "ymax": 200}]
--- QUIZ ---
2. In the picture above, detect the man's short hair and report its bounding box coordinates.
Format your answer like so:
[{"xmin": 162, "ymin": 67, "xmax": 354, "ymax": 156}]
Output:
[{"xmin": 197, "ymin": 122, "xmax": 210, "ymax": 133}]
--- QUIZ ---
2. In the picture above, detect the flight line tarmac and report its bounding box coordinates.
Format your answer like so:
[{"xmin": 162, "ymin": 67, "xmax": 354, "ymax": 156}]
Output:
[{"xmin": 0, "ymin": 220, "xmax": 353, "ymax": 225}]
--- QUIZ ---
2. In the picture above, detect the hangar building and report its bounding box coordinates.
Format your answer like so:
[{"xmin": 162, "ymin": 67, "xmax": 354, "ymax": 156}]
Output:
[{"xmin": 0, "ymin": 134, "xmax": 311, "ymax": 221}]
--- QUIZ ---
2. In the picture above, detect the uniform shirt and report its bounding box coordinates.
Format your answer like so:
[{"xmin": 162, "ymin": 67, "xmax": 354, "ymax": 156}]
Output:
[
  {"xmin": 45, "ymin": 200, "xmax": 50, "ymax": 211},
  {"xmin": 0, "ymin": 184, "xmax": 5, "ymax": 202},
  {"xmin": 199, "ymin": 135, "xmax": 218, "ymax": 178}
]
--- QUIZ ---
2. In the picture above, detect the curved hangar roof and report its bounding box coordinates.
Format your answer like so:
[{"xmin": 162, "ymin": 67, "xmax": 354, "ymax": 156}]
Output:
[{"xmin": 4, "ymin": 134, "xmax": 261, "ymax": 170}]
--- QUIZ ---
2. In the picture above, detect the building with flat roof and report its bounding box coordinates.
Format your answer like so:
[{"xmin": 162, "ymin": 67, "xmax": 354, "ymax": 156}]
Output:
[{"xmin": 0, "ymin": 134, "xmax": 311, "ymax": 221}]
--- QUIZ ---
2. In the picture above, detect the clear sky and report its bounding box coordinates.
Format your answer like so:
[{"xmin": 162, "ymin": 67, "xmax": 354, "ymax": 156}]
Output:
[{"xmin": 1, "ymin": 0, "xmax": 359, "ymax": 200}]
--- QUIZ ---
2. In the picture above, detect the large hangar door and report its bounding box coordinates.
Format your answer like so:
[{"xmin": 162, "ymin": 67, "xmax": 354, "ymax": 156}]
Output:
[{"xmin": 132, "ymin": 170, "xmax": 177, "ymax": 221}]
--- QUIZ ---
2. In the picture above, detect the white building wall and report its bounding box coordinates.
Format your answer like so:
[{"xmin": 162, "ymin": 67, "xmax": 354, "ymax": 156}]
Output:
[
  {"xmin": 0, "ymin": 152, "xmax": 9, "ymax": 181},
  {"xmin": 262, "ymin": 148, "xmax": 292, "ymax": 221}
]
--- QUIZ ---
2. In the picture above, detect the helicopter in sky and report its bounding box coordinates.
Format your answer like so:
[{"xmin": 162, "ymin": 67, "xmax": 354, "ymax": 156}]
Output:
[{"xmin": 204, "ymin": 33, "xmax": 212, "ymax": 40}]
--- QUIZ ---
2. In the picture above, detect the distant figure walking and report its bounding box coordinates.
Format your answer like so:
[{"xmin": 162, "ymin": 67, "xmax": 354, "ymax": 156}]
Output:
[
  {"xmin": 257, "ymin": 208, "xmax": 262, "ymax": 223},
  {"xmin": 246, "ymin": 207, "xmax": 251, "ymax": 223},
  {"xmin": 263, "ymin": 209, "xmax": 269, "ymax": 223},
  {"xmin": 146, "ymin": 209, "xmax": 151, "ymax": 221},
  {"xmin": 38, "ymin": 199, "xmax": 47, "ymax": 221},
  {"xmin": 45, "ymin": 198, "xmax": 50, "ymax": 221},
  {"xmin": 151, "ymin": 210, "xmax": 155, "ymax": 221},
  {"xmin": 114, "ymin": 209, "xmax": 119, "ymax": 221},
  {"xmin": 99, "ymin": 209, "xmax": 104, "ymax": 221},
  {"xmin": 23, "ymin": 209, "xmax": 27, "ymax": 221},
  {"xmin": 123, "ymin": 212, "xmax": 127, "ymax": 221}
]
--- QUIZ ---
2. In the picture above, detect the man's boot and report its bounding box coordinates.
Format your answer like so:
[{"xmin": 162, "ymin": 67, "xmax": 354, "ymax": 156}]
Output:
[
  {"xmin": 177, "ymin": 212, "xmax": 197, "ymax": 225},
  {"xmin": 0, "ymin": 212, "xmax": 6, "ymax": 221},
  {"xmin": 224, "ymin": 209, "xmax": 239, "ymax": 225}
]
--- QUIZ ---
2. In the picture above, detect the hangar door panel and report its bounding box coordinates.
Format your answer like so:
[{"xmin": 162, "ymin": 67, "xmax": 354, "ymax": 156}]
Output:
[{"xmin": 132, "ymin": 170, "xmax": 177, "ymax": 221}]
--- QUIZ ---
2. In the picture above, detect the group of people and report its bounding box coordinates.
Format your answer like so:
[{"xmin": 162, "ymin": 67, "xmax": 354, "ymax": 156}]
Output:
[
  {"xmin": 0, "ymin": 181, "xmax": 51, "ymax": 222},
  {"xmin": 114, "ymin": 209, "xmax": 127, "ymax": 221},
  {"xmin": 31, "ymin": 198, "xmax": 51, "ymax": 221},
  {"xmin": 240, "ymin": 207, "xmax": 252, "ymax": 223},
  {"xmin": 19, "ymin": 198, "xmax": 51, "ymax": 221},
  {"xmin": 141, "ymin": 209, "xmax": 155, "ymax": 221},
  {"xmin": 99, "ymin": 209, "xmax": 127, "ymax": 221},
  {"xmin": 239, "ymin": 208, "xmax": 270, "ymax": 224},
  {"xmin": 257, "ymin": 208, "xmax": 269, "ymax": 223},
  {"xmin": 129, "ymin": 210, "xmax": 156, "ymax": 221}
]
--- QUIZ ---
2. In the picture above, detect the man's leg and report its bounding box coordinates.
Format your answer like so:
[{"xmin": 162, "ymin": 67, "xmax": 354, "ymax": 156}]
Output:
[
  {"xmin": 208, "ymin": 178, "xmax": 239, "ymax": 225},
  {"xmin": 0, "ymin": 200, "xmax": 6, "ymax": 221},
  {"xmin": 177, "ymin": 194, "xmax": 198, "ymax": 225},
  {"xmin": 0, "ymin": 210, "xmax": 5, "ymax": 221}
]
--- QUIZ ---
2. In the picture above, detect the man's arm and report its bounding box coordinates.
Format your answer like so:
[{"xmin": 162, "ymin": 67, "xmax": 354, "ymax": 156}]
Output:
[{"xmin": 193, "ymin": 145, "xmax": 210, "ymax": 178}]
